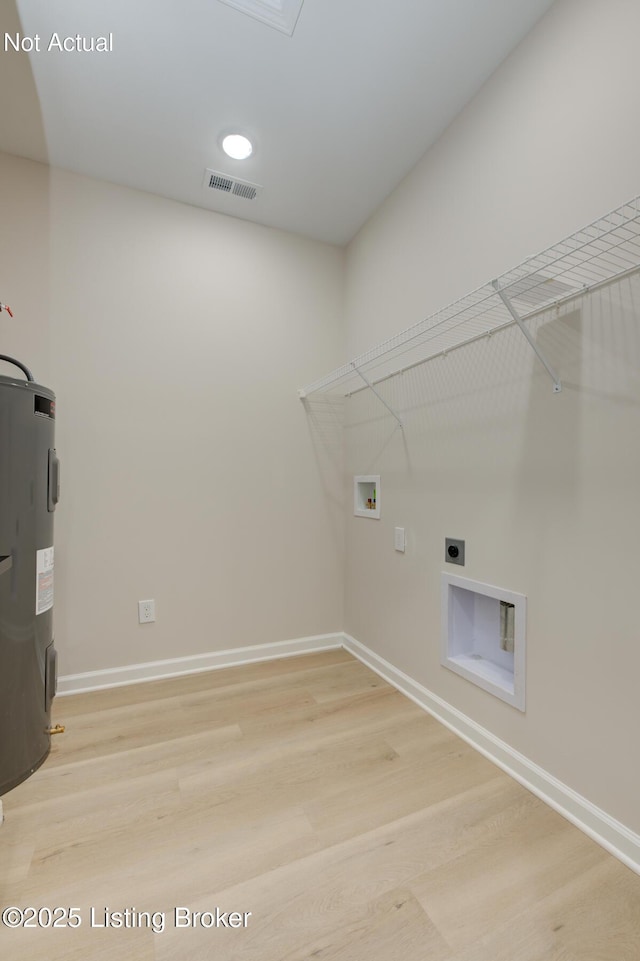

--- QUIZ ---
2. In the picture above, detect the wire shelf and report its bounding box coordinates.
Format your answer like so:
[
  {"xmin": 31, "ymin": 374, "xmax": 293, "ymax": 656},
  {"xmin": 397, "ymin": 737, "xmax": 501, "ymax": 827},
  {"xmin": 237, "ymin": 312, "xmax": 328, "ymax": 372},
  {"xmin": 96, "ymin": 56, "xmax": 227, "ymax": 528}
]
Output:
[{"xmin": 299, "ymin": 196, "xmax": 640, "ymax": 400}]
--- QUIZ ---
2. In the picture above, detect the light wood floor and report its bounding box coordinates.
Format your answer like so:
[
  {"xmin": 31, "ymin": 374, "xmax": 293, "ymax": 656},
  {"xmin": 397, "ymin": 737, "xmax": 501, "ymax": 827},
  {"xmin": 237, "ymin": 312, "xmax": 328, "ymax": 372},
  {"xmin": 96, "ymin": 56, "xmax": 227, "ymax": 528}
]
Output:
[{"xmin": 0, "ymin": 649, "xmax": 638, "ymax": 960}]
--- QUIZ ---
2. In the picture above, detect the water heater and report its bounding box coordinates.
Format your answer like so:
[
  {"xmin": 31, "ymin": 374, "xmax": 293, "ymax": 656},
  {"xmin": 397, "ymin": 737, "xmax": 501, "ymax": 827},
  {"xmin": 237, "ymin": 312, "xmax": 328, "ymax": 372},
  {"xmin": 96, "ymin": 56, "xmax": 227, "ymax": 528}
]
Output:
[{"xmin": 0, "ymin": 357, "xmax": 60, "ymax": 796}]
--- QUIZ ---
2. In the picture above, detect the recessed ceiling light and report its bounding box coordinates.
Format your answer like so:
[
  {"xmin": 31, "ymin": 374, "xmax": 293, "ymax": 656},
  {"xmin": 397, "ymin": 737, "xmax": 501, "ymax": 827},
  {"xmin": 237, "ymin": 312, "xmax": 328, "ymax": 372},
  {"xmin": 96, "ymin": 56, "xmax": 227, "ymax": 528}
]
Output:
[{"xmin": 222, "ymin": 134, "xmax": 253, "ymax": 160}]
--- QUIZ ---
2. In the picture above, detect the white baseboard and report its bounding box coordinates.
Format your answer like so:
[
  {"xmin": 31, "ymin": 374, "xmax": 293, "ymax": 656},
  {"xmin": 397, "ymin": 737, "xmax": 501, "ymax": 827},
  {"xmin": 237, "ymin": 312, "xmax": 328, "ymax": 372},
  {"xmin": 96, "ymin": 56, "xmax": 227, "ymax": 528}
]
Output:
[
  {"xmin": 57, "ymin": 633, "xmax": 343, "ymax": 696},
  {"xmin": 342, "ymin": 633, "xmax": 640, "ymax": 877},
  {"xmin": 56, "ymin": 628, "xmax": 640, "ymax": 876}
]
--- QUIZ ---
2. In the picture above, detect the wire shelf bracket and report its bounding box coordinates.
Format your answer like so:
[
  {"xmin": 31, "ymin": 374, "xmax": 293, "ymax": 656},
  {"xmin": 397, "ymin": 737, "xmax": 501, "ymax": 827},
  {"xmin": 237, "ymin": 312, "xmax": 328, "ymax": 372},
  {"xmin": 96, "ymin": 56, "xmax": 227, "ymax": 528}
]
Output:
[
  {"xmin": 351, "ymin": 363, "xmax": 403, "ymax": 428},
  {"xmin": 298, "ymin": 195, "xmax": 640, "ymax": 406},
  {"xmin": 491, "ymin": 280, "xmax": 562, "ymax": 393}
]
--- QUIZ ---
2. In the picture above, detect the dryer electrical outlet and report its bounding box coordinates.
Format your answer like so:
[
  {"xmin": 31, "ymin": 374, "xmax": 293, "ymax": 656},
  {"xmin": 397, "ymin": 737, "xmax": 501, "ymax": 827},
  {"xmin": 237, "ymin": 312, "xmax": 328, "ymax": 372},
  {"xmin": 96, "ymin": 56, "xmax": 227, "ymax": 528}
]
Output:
[{"xmin": 445, "ymin": 538, "xmax": 465, "ymax": 566}]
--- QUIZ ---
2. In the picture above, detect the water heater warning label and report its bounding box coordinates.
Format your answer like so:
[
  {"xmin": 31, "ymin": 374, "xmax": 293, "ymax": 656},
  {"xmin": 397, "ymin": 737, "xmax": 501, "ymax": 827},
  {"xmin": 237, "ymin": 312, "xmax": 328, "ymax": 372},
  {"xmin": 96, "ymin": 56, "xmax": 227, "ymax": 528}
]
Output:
[{"xmin": 36, "ymin": 547, "xmax": 54, "ymax": 615}]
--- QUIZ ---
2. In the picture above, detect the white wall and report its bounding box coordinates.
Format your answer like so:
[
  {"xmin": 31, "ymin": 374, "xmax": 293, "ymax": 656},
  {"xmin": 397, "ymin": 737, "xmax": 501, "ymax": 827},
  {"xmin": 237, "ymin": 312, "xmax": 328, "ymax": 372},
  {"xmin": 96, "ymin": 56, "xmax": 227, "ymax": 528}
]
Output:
[
  {"xmin": 0, "ymin": 154, "xmax": 51, "ymax": 378},
  {"xmin": 0, "ymin": 152, "xmax": 346, "ymax": 676},
  {"xmin": 343, "ymin": 0, "xmax": 640, "ymax": 834}
]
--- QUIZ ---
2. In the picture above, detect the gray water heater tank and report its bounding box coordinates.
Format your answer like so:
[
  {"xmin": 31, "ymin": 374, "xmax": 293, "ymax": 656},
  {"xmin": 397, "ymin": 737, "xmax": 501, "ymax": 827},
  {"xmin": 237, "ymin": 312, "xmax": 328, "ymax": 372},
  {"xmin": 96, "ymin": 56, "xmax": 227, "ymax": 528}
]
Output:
[{"xmin": 0, "ymin": 362, "xmax": 59, "ymax": 796}]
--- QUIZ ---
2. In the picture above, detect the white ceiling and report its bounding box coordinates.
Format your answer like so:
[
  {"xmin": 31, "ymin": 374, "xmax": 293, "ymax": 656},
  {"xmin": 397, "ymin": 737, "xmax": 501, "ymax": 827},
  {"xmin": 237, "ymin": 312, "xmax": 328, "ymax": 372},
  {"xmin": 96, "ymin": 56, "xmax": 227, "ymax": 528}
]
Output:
[{"xmin": 2, "ymin": 0, "xmax": 556, "ymax": 245}]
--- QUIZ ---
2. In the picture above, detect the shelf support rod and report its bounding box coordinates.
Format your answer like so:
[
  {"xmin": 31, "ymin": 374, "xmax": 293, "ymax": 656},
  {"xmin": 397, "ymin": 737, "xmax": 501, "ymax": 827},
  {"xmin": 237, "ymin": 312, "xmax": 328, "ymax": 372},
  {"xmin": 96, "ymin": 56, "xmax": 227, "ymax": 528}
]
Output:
[
  {"xmin": 492, "ymin": 281, "xmax": 562, "ymax": 393},
  {"xmin": 351, "ymin": 363, "xmax": 403, "ymax": 428}
]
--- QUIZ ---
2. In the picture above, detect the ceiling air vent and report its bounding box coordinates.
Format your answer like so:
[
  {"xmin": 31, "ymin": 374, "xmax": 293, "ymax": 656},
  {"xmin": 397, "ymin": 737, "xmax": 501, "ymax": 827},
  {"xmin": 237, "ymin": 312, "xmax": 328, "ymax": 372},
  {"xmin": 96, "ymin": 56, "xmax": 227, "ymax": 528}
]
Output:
[
  {"xmin": 216, "ymin": 0, "xmax": 305, "ymax": 37},
  {"xmin": 204, "ymin": 169, "xmax": 262, "ymax": 202}
]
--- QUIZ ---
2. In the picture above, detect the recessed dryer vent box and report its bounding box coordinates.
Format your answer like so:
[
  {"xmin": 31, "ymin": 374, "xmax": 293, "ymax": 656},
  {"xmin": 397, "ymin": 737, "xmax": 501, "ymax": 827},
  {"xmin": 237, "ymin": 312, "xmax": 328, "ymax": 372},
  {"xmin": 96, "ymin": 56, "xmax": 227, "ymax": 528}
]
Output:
[
  {"xmin": 441, "ymin": 573, "xmax": 526, "ymax": 711},
  {"xmin": 354, "ymin": 475, "xmax": 380, "ymax": 519}
]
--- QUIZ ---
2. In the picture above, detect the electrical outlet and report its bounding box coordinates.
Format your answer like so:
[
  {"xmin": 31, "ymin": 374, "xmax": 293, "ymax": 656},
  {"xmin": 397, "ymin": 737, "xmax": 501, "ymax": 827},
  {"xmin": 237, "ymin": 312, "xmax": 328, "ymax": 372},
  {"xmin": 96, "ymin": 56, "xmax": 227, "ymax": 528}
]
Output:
[
  {"xmin": 138, "ymin": 599, "xmax": 156, "ymax": 624},
  {"xmin": 445, "ymin": 538, "xmax": 465, "ymax": 566}
]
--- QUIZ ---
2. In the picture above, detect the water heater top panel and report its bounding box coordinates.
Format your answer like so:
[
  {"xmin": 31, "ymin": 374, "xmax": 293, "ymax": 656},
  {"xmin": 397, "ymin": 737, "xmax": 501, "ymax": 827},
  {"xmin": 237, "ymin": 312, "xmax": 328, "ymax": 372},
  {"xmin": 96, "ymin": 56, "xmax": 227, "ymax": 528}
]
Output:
[{"xmin": 0, "ymin": 373, "xmax": 55, "ymax": 395}]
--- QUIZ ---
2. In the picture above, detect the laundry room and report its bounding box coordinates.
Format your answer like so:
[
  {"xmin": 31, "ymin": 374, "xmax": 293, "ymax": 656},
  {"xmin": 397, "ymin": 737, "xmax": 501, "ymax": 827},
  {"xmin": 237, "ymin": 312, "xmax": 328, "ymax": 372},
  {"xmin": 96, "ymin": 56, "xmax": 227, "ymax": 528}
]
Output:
[{"xmin": 1, "ymin": 2, "xmax": 639, "ymax": 959}]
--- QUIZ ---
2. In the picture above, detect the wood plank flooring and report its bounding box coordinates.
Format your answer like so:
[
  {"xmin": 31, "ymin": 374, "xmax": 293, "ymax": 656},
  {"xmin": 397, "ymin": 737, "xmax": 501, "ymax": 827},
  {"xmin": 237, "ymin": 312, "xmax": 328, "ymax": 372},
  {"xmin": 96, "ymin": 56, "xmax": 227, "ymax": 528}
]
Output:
[{"xmin": 0, "ymin": 649, "xmax": 638, "ymax": 960}]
